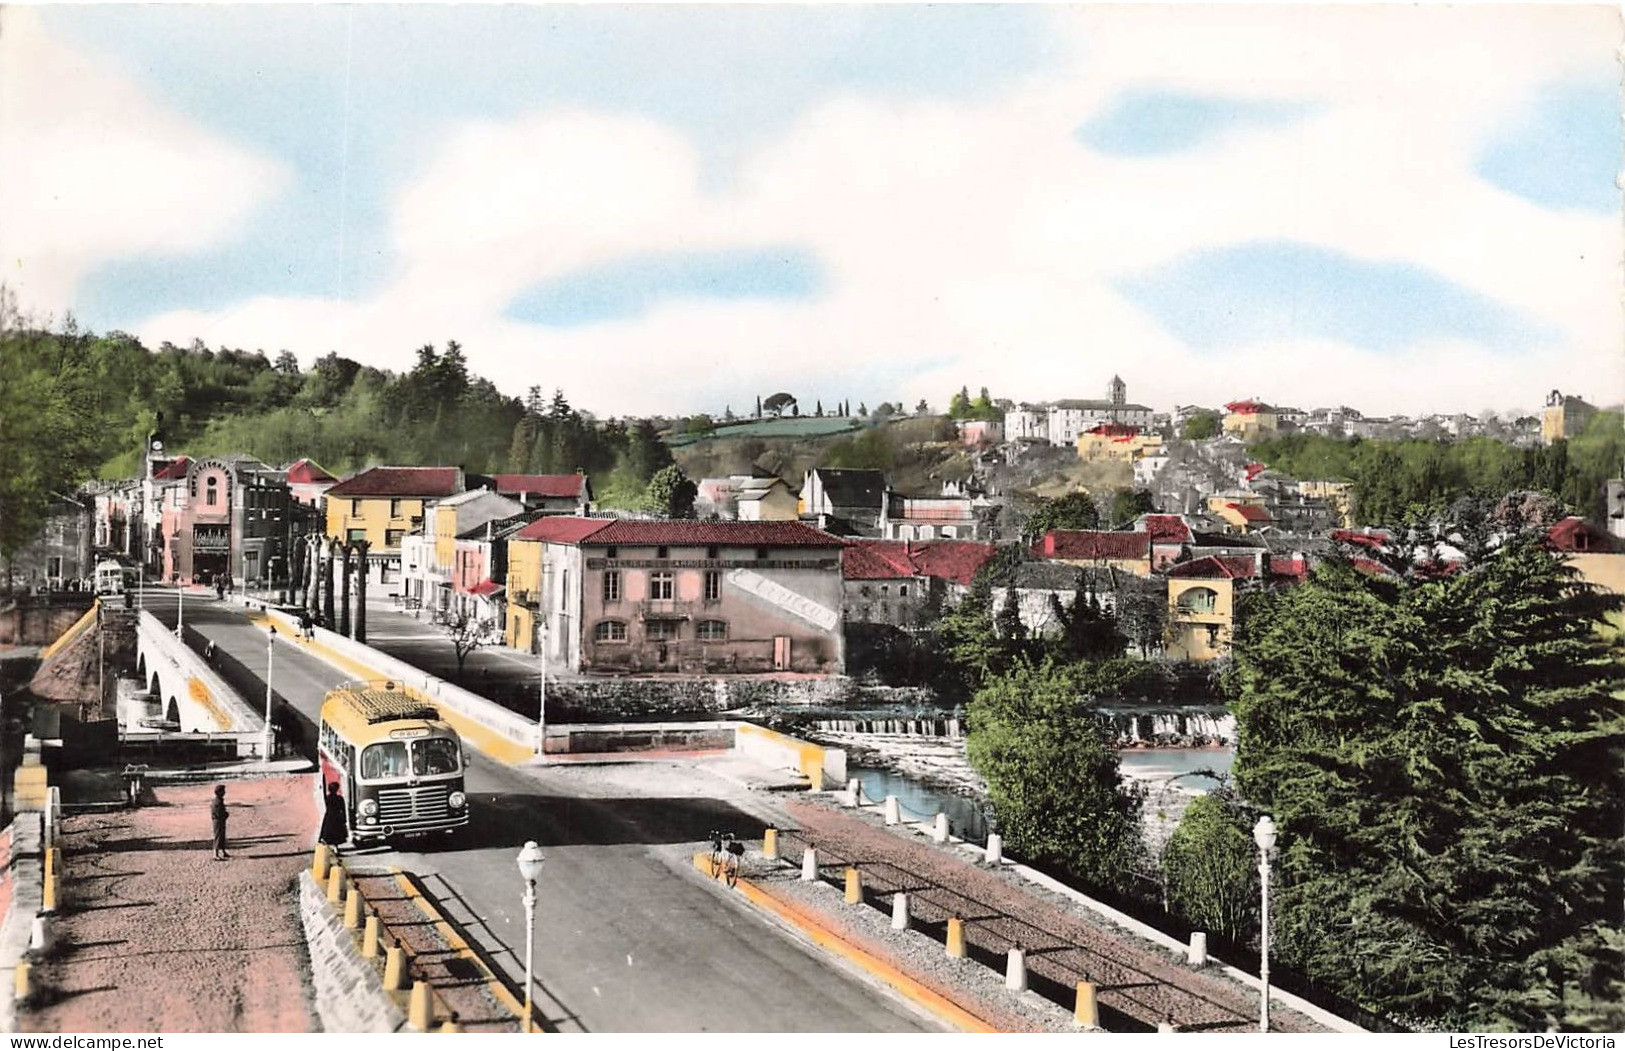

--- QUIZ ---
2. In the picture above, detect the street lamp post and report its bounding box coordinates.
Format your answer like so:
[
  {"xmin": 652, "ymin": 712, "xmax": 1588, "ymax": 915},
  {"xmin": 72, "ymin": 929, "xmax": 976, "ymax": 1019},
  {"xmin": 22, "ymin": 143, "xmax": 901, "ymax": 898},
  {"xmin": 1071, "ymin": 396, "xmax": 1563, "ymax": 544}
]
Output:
[
  {"xmin": 137, "ymin": 565, "xmax": 144, "ymax": 611},
  {"xmin": 536, "ymin": 620, "xmax": 547, "ymax": 756},
  {"xmin": 176, "ymin": 579, "xmax": 184, "ymax": 638},
  {"xmin": 1253, "ymin": 815, "xmax": 1278, "ymax": 1034},
  {"xmin": 516, "ymin": 840, "xmax": 545, "ymax": 1033},
  {"xmin": 264, "ymin": 626, "xmax": 277, "ymax": 762}
]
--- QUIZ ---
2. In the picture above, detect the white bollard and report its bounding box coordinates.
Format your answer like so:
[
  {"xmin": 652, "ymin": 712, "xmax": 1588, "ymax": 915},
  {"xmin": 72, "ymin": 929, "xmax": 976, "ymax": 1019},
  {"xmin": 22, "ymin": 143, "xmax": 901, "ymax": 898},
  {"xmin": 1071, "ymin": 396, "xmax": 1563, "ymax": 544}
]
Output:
[
  {"xmin": 883, "ymin": 795, "xmax": 901, "ymax": 826},
  {"xmin": 29, "ymin": 916, "xmax": 52, "ymax": 954},
  {"xmin": 1187, "ymin": 931, "xmax": 1208, "ymax": 967},
  {"xmin": 985, "ymin": 832, "xmax": 1003, "ymax": 865},
  {"xmin": 933, "ymin": 812, "xmax": 950, "ymax": 844},
  {"xmin": 846, "ymin": 779, "xmax": 862, "ymax": 808},
  {"xmin": 1159, "ymin": 1020, "xmax": 1176, "ymax": 1034},
  {"xmin": 891, "ymin": 892, "xmax": 910, "ymax": 931},
  {"xmin": 801, "ymin": 847, "xmax": 818, "ymax": 882},
  {"xmin": 1006, "ymin": 947, "xmax": 1028, "ymax": 991}
]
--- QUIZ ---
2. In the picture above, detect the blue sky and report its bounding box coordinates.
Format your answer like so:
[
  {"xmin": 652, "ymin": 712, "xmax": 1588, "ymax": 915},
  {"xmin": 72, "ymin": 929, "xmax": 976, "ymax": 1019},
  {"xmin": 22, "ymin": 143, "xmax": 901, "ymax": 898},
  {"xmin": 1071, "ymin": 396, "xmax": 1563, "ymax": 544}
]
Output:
[{"xmin": 1, "ymin": 5, "xmax": 1618, "ymax": 417}]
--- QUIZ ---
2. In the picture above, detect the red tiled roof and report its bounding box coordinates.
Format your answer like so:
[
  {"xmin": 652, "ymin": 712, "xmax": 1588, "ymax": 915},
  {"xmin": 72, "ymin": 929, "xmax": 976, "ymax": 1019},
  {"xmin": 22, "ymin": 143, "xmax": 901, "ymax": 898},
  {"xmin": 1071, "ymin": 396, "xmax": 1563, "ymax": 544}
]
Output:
[
  {"xmin": 1332, "ymin": 528, "xmax": 1390, "ymax": 550},
  {"xmin": 468, "ymin": 579, "xmax": 504, "ymax": 597},
  {"xmin": 1226, "ymin": 502, "xmax": 1272, "ymax": 523},
  {"xmin": 326, "ymin": 466, "xmax": 462, "ymax": 498},
  {"xmin": 1034, "ymin": 530, "xmax": 1150, "ymax": 562},
  {"xmin": 909, "ymin": 541, "xmax": 998, "ymax": 586},
  {"xmin": 152, "ymin": 457, "xmax": 191, "ymax": 481},
  {"xmin": 842, "ymin": 540, "xmax": 997, "ymax": 585},
  {"xmin": 1167, "ymin": 555, "xmax": 1258, "ymax": 579},
  {"xmin": 1244, "ymin": 462, "xmax": 1267, "ymax": 481},
  {"xmin": 491, "ymin": 474, "xmax": 587, "ymax": 499},
  {"xmin": 1267, "ymin": 554, "xmax": 1311, "ymax": 581},
  {"xmin": 1141, "ymin": 515, "xmax": 1193, "ymax": 544},
  {"xmin": 286, "ymin": 458, "xmax": 336, "ymax": 484},
  {"xmin": 512, "ymin": 516, "xmax": 613, "ymax": 544},
  {"xmin": 1547, "ymin": 516, "xmax": 1617, "ymax": 553},
  {"xmin": 584, "ymin": 519, "xmax": 843, "ymax": 548},
  {"xmin": 1351, "ymin": 557, "xmax": 1398, "ymax": 577},
  {"xmin": 1225, "ymin": 400, "xmax": 1271, "ymax": 414},
  {"xmin": 842, "ymin": 541, "xmax": 919, "ymax": 580},
  {"xmin": 1085, "ymin": 423, "xmax": 1140, "ymax": 438}
]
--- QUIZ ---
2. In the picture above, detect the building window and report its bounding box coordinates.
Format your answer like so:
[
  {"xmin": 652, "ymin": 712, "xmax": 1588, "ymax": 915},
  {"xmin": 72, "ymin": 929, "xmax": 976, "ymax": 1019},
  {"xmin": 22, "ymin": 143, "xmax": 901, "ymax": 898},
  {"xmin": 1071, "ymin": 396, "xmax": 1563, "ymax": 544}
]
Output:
[
  {"xmin": 755, "ymin": 547, "xmax": 769, "ymax": 560},
  {"xmin": 697, "ymin": 620, "xmax": 728, "ymax": 641},
  {"xmin": 706, "ymin": 545, "xmax": 719, "ymax": 559},
  {"xmin": 244, "ymin": 551, "xmax": 259, "ymax": 578},
  {"xmin": 351, "ymin": 499, "xmax": 363, "ymax": 516},
  {"xmin": 46, "ymin": 557, "xmax": 61, "ymax": 579},
  {"xmin": 646, "ymin": 620, "xmax": 677, "ymax": 641},
  {"xmin": 385, "ymin": 530, "xmax": 403, "ymax": 547},
  {"xmin": 899, "ymin": 585, "xmax": 909, "ymax": 597},
  {"xmin": 206, "ymin": 478, "xmax": 218, "ymax": 507},
  {"xmin": 606, "ymin": 546, "xmax": 617, "ymax": 558},
  {"xmin": 603, "ymin": 570, "xmax": 621, "ymax": 603},
  {"xmin": 390, "ymin": 498, "xmax": 403, "ymax": 518},
  {"xmin": 656, "ymin": 546, "xmax": 669, "ymax": 559},
  {"xmin": 649, "ymin": 571, "xmax": 674, "ymax": 600},
  {"xmin": 704, "ymin": 570, "xmax": 721, "ymax": 603},
  {"xmin": 594, "ymin": 620, "xmax": 628, "ymax": 642},
  {"xmin": 1177, "ymin": 587, "xmax": 1219, "ymax": 614},
  {"xmin": 347, "ymin": 529, "xmax": 367, "ymax": 544},
  {"xmin": 880, "ymin": 584, "xmax": 890, "ymax": 595}
]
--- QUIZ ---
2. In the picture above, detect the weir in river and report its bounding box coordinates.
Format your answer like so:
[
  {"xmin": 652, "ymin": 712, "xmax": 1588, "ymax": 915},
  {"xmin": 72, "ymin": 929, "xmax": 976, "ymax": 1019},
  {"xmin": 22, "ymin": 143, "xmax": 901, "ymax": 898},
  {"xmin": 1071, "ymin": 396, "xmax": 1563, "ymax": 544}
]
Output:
[{"xmin": 809, "ymin": 705, "xmax": 1234, "ymax": 748}]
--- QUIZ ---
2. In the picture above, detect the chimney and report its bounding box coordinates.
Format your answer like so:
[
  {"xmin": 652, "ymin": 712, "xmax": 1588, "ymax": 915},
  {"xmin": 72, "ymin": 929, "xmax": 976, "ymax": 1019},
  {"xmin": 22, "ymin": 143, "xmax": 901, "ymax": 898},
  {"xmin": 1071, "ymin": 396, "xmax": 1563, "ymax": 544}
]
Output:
[
  {"xmin": 1255, "ymin": 550, "xmax": 1267, "ymax": 577},
  {"xmin": 1043, "ymin": 532, "xmax": 1056, "ymax": 557}
]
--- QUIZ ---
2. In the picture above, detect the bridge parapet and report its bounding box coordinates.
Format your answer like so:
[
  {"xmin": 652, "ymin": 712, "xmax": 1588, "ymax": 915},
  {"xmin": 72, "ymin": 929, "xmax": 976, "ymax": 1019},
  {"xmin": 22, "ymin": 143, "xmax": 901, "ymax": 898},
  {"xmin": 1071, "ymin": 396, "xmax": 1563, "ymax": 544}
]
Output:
[{"xmin": 134, "ymin": 612, "xmax": 263, "ymax": 744}]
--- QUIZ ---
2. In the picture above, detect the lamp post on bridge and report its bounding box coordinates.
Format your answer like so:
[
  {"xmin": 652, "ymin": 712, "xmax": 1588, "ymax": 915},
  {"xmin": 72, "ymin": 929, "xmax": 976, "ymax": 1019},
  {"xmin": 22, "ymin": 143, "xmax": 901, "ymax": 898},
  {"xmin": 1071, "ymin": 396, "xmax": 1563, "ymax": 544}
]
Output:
[
  {"xmin": 516, "ymin": 840, "xmax": 546, "ymax": 1033},
  {"xmin": 535, "ymin": 619, "xmax": 547, "ymax": 756},
  {"xmin": 1254, "ymin": 814, "xmax": 1278, "ymax": 1033},
  {"xmin": 263, "ymin": 625, "xmax": 277, "ymax": 763}
]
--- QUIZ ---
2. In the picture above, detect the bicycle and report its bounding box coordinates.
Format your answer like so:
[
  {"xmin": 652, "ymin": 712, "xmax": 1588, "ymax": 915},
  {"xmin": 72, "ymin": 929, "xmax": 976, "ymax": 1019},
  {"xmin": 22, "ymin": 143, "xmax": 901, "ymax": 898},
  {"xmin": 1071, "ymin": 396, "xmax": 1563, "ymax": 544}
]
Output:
[{"xmin": 708, "ymin": 830, "xmax": 744, "ymax": 888}]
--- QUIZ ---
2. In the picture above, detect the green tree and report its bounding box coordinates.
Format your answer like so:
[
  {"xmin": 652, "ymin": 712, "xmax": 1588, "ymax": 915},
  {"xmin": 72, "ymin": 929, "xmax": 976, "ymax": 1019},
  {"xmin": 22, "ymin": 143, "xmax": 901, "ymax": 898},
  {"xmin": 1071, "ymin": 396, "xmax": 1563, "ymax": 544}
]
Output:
[
  {"xmin": 1107, "ymin": 487, "xmax": 1156, "ymax": 528},
  {"xmin": 1161, "ymin": 793, "xmax": 1257, "ymax": 942},
  {"xmin": 947, "ymin": 386, "xmax": 972, "ymax": 419},
  {"xmin": 1182, "ymin": 412, "xmax": 1220, "ymax": 440},
  {"xmin": 966, "ymin": 660, "xmax": 1146, "ymax": 889},
  {"xmin": 1230, "ymin": 537, "xmax": 1625, "ymax": 1029},
  {"xmin": 645, "ymin": 464, "xmax": 697, "ymax": 518},
  {"xmin": 763, "ymin": 392, "xmax": 797, "ymax": 417},
  {"xmin": 1022, "ymin": 490, "xmax": 1100, "ymax": 545},
  {"xmin": 969, "ymin": 387, "xmax": 996, "ymax": 420}
]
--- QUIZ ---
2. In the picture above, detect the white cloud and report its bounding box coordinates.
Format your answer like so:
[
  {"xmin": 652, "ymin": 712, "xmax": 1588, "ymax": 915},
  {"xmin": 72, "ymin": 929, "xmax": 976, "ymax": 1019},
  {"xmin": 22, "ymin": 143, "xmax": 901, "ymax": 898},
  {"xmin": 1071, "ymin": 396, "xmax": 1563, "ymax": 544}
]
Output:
[
  {"xmin": 126, "ymin": 6, "xmax": 1623, "ymax": 418},
  {"xmin": 0, "ymin": 7, "xmax": 286, "ymax": 315}
]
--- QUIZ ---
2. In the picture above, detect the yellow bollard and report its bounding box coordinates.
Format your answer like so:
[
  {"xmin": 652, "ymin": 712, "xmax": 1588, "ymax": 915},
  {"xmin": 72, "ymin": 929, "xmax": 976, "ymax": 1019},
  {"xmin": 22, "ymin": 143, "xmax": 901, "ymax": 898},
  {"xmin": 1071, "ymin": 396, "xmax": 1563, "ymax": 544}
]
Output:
[
  {"xmin": 763, "ymin": 827, "xmax": 779, "ymax": 861},
  {"xmin": 311, "ymin": 843, "xmax": 331, "ymax": 882},
  {"xmin": 326, "ymin": 864, "xmax": 346, "ymax": 904},
  {"xmin": 383, "ymin": 946, "xmax": 407, "ymax": 991},
  {"xmin": 1075, "ymin": 980, "xmax": 1100, "ymax": 1029},
  {"xmin": 41, "ymin": 873, "xmax": 57, "ymax": 914},
  {"xmin": 408, "ymin": 980, "xmax": 434, "ymax": 1031},
  {"xmin": 361, "ymin": 916, "xmax": 381, "ymax": 958},
  {"xmin": 13, "ymin": 961, "xmax": 29, "ymax": 1004},
  {"xmin": 43, "ymin": 848, "xmax": 56, "ymax": 883},
  {"xmin": 808, "ymin": 767, "xmax": 825, "ymax": 792},
  {"xmin": 946, "ymin": 917, "xmax": 966, "ymax": 958},
  {"xmin": 344, "ymin": 887, "xmax": 364, "ymax": 930},
  {"xmin": 438, "ymin": 1018, "xmax": 461, "ymax": 1034},
  {"xmin": 844, "ymin": 866, "xmax": 863, "ymax": 905}
]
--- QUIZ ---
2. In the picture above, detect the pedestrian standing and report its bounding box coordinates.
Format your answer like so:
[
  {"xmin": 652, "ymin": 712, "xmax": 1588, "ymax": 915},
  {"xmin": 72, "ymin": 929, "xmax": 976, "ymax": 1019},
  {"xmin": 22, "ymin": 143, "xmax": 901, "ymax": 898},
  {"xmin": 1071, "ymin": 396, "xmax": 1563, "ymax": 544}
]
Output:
[
  {"xmin": 319, "ymin": 782, "xmax": 349, "ymax": 856},
  {"xmin": 211, "ymin": 784, "xmax": 230, "ymax": 860}
]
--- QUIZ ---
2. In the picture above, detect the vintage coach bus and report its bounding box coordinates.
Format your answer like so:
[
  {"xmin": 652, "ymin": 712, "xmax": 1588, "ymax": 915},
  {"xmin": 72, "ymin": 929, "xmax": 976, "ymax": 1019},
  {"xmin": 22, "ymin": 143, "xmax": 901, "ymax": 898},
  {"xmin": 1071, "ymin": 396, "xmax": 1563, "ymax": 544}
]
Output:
[{"xmin": 317, "ymin": 681, "xmax": 469, "ymax": 846}]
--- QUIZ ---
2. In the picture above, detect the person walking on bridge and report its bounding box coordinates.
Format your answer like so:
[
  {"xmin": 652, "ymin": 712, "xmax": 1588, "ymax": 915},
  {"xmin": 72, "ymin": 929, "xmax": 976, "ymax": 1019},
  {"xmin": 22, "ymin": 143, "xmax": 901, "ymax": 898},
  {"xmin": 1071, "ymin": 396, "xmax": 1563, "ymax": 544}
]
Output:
[
  {"xmin": 319, "ymin": 782, "xmax": 349, "ymax": 857},
  {"xmin": 211, "ymin": 784, "xmax": 231, "ymax": 860}
]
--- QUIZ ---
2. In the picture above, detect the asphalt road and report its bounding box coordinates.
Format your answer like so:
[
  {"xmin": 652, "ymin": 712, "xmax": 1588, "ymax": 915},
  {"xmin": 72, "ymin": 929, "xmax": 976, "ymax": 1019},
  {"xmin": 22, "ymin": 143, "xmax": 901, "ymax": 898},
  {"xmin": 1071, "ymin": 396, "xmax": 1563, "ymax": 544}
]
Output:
[{"xmin": 137, "ymin": 589, "xmax": 935, "ymax": 1034}]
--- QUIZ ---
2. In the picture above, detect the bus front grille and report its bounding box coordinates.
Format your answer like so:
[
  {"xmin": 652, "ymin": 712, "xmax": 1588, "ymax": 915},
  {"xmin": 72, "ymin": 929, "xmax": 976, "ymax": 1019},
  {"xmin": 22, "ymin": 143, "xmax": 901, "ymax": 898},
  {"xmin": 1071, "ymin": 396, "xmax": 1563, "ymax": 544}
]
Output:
[{"xmin": 377, "ymin": 784, "xmax": 452, "ymax": 826}]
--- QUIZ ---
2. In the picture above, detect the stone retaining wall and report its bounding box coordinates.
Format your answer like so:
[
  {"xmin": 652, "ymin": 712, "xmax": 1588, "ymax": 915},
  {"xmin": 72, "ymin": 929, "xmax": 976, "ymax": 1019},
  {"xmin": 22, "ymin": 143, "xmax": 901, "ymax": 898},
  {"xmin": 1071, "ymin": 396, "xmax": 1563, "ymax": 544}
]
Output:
[{"xmin": 296, "ymin": 871, "xmax": 405, "ymax": 1034}]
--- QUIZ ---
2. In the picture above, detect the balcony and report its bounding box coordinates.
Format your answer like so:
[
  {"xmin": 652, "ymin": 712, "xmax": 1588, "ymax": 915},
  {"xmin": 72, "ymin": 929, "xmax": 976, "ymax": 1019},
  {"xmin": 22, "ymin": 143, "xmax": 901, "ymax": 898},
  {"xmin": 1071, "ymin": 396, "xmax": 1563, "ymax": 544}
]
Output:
[{"xmin": 637, "ymin": 599, "xmax": 698, "ymax": 621}]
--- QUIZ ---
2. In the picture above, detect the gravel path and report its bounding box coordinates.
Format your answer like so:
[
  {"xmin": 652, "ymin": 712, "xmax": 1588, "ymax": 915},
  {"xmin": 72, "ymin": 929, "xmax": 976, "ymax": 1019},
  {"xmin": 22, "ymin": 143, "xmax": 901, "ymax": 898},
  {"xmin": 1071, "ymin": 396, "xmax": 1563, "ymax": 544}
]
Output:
[
  {"xmin": 23, "ymin": 776, "xmax": 318, "ymax": 1033},
  {"xmin": 777, "ymin": 797, "xmax": 1326, "ymax": 1034}
]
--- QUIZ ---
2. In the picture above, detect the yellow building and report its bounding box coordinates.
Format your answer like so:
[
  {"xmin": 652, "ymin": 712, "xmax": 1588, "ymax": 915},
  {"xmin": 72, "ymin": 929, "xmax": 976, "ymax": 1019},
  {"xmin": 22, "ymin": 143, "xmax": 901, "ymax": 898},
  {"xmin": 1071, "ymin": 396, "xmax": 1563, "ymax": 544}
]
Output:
[
  {"xmin": 323, "ymin": 466, "xmax": 465, "ymax": 591},
  {"xmin": 505, "ymin": 535, "xmax": 546, "ymax": 653},
  {"xmin": 1206, "ymin": 494, "xmax": 1273, "ymax": 534},
  {"xmin": 1299, "ymin": 480, "xmax": 1354, "ymax": 529},
  {"xmin": 1164, "ymin": 556, "xmax": 1258, "ymax": 661},
  {"xmin": 1076, "ymin": 425, "xmax": 1164, "ymax": 463},
  {"xmin": 1541, "ymin": 390, "xmax": 1597, "ymax": 445},
  {"xmin": 1222, "ymin": 400, "xmax": 1278, "ymax": 440}
]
